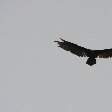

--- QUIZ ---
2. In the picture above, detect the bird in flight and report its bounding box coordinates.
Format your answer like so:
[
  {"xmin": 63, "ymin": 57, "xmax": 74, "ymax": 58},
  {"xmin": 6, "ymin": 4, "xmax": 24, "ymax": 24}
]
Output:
[{"xmin": 54, "ymin": 38, "xmax": 112, "ymax": 66}]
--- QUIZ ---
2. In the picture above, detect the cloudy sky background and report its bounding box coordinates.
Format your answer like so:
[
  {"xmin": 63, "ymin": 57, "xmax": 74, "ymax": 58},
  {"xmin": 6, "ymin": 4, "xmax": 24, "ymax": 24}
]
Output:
[{"xmin": 1, "ymin": 0, "xmax": 112, "ymax": 112}]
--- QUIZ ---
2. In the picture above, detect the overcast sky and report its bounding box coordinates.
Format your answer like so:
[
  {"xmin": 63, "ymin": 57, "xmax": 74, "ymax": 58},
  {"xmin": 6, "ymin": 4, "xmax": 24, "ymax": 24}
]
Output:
[{"xmin": 1, "ymin": 0, "xmax": 112, "ymax": 112}]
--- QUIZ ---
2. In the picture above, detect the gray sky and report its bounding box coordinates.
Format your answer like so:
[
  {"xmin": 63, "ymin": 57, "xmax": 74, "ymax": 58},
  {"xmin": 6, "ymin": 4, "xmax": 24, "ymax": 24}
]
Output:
[{"xmin": 1, "ymin": 0, "xmax": 112, "ymax": 112}]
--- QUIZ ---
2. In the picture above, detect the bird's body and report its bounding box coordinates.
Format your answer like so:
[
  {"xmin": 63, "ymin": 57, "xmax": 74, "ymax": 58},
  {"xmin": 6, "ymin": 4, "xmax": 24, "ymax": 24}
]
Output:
[{"xmin": 54, "ymin": 38, "xmax": 112, "ymax": 66}]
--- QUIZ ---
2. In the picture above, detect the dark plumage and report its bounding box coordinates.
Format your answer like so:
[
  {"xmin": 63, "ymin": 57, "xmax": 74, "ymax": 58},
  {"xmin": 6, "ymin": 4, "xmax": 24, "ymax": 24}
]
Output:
[{"xmin": 54, "ymin": 38, "xmax": 112, "ymax": 66}]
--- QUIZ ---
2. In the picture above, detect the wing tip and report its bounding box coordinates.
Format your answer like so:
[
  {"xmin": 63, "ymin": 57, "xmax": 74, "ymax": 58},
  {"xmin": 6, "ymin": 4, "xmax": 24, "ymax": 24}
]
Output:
[
  {"xmin": 60, "ymin": 38, "xmax": 65, "ymax": 41},
  {"xmin": 54, "ymin": 41, "xmax": 59, "ymax": 42},
  {"xmin": 54, "ymin": 38, "xmax": 66, "ymax": 43}
]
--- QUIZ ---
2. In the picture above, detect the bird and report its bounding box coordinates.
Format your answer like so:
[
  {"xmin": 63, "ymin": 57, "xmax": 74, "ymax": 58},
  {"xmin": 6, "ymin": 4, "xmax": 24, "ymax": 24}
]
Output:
[{"xmin": 54, "ymin": 38, "xmax": 112, "ymax": 66}]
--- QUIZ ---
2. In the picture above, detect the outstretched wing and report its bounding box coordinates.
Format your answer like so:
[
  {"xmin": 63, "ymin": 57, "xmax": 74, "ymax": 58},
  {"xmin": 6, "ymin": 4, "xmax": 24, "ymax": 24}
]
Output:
[
  {"xmin": 54, "ymin": 38, "xmax": 90, "ymax": 57},
  {"xmin": 98, "ymin": 49, "xmax": 112, "ymax": 58}
]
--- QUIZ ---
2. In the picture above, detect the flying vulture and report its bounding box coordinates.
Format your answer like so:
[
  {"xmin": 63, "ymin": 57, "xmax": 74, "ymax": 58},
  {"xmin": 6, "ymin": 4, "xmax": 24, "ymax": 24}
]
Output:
[{"xmin": 54, "ymin": 38, "xmax": 112, "ymax": 66}]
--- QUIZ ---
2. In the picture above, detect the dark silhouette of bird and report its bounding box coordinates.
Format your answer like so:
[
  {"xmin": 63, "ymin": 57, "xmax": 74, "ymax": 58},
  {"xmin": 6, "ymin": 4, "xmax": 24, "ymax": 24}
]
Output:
[{"xmin": 54, "ymin": 38, "xmax": 112, "ymax": 66}]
